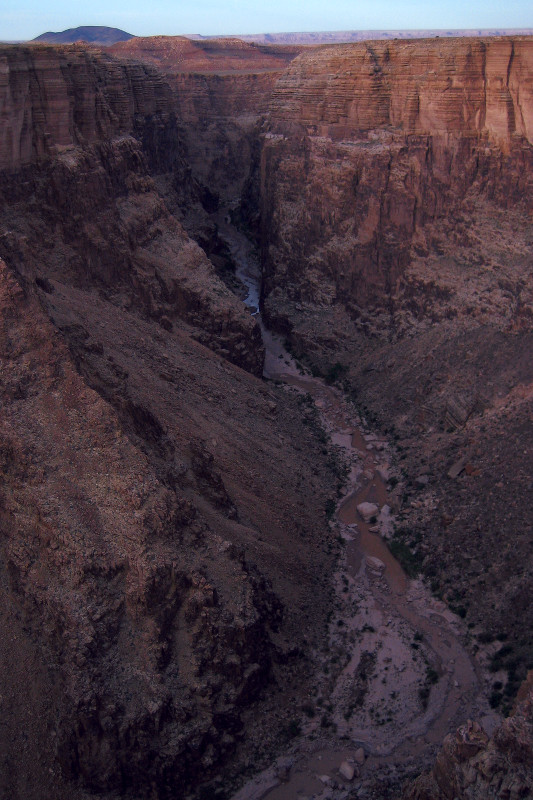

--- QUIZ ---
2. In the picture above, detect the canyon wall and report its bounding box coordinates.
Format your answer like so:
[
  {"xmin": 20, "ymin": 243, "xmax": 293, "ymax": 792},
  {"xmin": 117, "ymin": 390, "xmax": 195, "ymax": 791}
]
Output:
[
  {"xmin": 0, "ymin": 44, "xmax": 339, "ymax": 799},
  {"xmin": 258, "ymin": 36, "xmax": 533, "ymax": 720},
  {"xmin": 260, "ymin": 37, "xmax": 533, "ymax": 326},
  {"xmin": 0, "ymin": 45, "xmax": 173, "ymax": 169},
  {"xmin": 109, "ymin": 37, "xmax": 301, "ymax": 205},
  {"xmin": 0, "ymin": 44, "xmax": 264, "ymax": 375}
]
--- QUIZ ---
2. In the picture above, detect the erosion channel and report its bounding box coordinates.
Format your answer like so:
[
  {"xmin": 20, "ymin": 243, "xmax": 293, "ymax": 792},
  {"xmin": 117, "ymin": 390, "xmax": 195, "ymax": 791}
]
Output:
[{"xmin": 217, "ymin": 214, "xmax": 500, "ymax": 799}]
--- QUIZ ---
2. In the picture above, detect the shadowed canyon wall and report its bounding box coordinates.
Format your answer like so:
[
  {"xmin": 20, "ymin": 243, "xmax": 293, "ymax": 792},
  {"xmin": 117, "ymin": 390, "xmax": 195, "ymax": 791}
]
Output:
[
  {"xmin": 0, "ymin": 45, "xmax": 264, "ymax": 374},
  {"xmin": 109, "ymin": 37, "xmax": 301, "ymax": 205},
  {"xmin": 0, "ymin": 44, "xmax": 339, "ymax": 799}
]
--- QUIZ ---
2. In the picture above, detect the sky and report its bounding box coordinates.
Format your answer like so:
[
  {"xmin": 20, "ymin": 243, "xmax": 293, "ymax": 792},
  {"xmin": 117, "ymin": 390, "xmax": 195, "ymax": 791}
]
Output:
[{"xmin": 1, "ymin": 0, "xmax": 532, "ymax": 41}]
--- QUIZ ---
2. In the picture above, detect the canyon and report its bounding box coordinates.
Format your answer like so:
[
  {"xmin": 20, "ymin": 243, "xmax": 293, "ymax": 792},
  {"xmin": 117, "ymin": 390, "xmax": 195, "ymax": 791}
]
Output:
[{"xmin": 0, "ymin": 34, "xmax": 532, "ymax": 800}]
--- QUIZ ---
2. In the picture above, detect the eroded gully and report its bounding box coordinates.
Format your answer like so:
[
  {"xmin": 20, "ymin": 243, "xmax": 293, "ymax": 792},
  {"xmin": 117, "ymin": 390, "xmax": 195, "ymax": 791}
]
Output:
[{"xmin": 216, "ymin": 214, "xmax": 499, "ymax": 799}]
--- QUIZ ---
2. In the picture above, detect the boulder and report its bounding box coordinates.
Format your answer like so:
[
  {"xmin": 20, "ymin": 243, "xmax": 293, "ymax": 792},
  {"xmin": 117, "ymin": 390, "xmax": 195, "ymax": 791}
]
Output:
[
  {"xmin": 339, "ymin": 761, "xmax": 356, "ymax": 781},
  {"xmin": 357, "ymin": 502, "xmax": 379, "ymax": 522},
  {"xmin": 366, "ymin": 556, "xmax": 386, "ymax": 575},
  {"xmin": 275, "ymin": 757, "xmax": 294, "ymax": 781},
  {"xmin": 448, "ymin": 458, "xmax": 467, "ymax": 479}
]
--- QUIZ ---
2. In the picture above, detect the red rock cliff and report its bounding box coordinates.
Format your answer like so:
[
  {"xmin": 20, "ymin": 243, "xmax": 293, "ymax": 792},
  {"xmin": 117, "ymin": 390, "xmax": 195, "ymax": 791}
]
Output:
[
  {"xmin": 109, "ymin": 37, "xmax": 301, "ymax": 202},
  {"xmin": 0, "ymin": 45, "xmax": 174, "ymax": 169},
  {"xmin": 260, "ymin": 37, "xmax": 533, "ymax": 324}
]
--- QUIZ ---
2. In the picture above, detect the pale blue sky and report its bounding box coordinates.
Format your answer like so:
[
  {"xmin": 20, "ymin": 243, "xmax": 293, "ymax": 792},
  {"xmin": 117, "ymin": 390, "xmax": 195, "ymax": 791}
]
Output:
[{"xmin": 1, "ymin": 0, "xmax": 532, "ymax": 41}]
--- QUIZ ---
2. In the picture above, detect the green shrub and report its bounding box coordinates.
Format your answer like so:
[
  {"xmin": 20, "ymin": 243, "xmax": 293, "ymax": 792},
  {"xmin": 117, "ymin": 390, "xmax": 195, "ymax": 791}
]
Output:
[
  {"xmin": 286, "ymin": 719, "xmax": 301, "ymax": 738},
  {"xmin": 426, "ymin": 667, "xmax": 439, "ymax": 685}
]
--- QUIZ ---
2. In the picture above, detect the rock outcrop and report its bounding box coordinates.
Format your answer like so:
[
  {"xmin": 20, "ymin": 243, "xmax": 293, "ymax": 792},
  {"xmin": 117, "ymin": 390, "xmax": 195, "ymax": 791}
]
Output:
[
  {"xmin": 109, "ymin": 37, "xmax": 301, "ymax": 205},
  {"xmin": 0, "ymin": 45, "xmax": 172, "ymax": 169},
  {"xmin": 0, "ymin": 44, "xmax": 263, "ymax": 375},
  {"xmin": 404, "ymin": 674, "xmax": 533, "ymax": 799}
]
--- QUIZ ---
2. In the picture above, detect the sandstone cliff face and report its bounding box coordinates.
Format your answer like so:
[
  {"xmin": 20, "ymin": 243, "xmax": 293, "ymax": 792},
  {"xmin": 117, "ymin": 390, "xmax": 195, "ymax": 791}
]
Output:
[
  {"xmin": 0, "ymin": 45, "xmax": 173, "ymax": 170},
  {"xmin": 266, "ymin": 38, "xmax": 533, "ymax": 143},
  {"xmin": 109, "ymin": 37, "xmax": 301, "ymax": 207},
  {"xmin": 260, "ymin": 38, "xmax": 533, "ymax": 322}
]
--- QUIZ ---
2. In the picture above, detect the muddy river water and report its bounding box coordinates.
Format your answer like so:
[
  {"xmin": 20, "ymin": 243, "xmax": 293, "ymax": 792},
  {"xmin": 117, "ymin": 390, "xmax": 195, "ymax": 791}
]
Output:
[{"xmin": 218, "ymin": 217, "xmax": 498, "ymax": 799}]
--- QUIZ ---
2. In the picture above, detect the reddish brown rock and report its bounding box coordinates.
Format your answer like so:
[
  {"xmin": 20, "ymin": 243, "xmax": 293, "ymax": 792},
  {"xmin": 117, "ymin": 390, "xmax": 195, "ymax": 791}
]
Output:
[
  {"xmin": 0, "ymin": 44, "xmax": 265, "ymax": 376},
  {"xmin": 109, "ymin": 35, "xmax": 300, "ymax": 74},
  {"xmin": 0, "ymin": 45, "xmax": 174, "ymax": 170},
  {"xmin": 1, "ymin": 32, "xmax": 533, "ymax": 800},
  {"xmin": 109, "ymin": 37, "xmax": 301, "ymax": 204},
  {"xmin": 260, "ymin": 37, "xmax": 533, "ymax": 321},
  {"xmin": 404, "ymin": 675, "xmax": 533, "ymax": 799},
  {"xmin": 252, "ymin": 36, "xmax": 533, "ymax": 753}
]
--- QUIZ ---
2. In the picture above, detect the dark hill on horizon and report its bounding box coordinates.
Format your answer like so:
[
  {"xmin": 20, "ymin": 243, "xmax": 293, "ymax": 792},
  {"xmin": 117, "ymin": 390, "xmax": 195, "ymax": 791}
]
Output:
[{"xmin": 33, "ymin": 26, "xmax": 133, "ymax": 45}]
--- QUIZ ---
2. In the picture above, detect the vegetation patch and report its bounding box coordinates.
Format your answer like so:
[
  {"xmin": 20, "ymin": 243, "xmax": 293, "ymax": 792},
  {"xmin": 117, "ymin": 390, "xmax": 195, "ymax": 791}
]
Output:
[
  {"xmin": 324, "ymin": 361, "xmax": 348, "ymax": 385},
  {"xmin": 389, "ymin": 531, "xmax": 423, "ymax": 578}
]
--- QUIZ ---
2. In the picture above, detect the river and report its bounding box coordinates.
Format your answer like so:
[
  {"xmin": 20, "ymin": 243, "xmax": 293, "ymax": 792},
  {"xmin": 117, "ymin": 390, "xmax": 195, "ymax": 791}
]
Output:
[{"xmin": 216, "ymin": 214, "xmax": 498, "ymax": 799}]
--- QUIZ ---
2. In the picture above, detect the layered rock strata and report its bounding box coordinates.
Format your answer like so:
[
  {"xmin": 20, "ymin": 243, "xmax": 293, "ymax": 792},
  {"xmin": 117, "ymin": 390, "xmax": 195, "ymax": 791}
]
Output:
[
  {"xmin": 2, "ymin": 33, "xmax": 533, "ymax": 800},
  {"xmin": 260, "ymin": 37, "xmax": 533, "ymax": 321},
  {"xmin": 109, "ymin": 37, "xmax": 301, "ymax": 205},
  {"xmin": 0, "ymin": 45, "xmax": 263, "ymax": 375}
]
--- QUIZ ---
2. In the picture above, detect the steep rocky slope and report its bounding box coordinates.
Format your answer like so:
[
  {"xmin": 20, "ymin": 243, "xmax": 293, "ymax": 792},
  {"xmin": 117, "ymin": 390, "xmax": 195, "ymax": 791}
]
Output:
[
  {"xmin": 0, "ymin": 44, "xmax": 339, "ymax": 799},
  {"xmin": 261, "ymin": 37, "xmax": 533, "ymax": 316},
  {"xmin": 0, "ymin": 44, "xmax": 263, "ymax": 374},
  {"xmin": 258, "ymin": 36, "xmax": 533, "ymax": 716}
]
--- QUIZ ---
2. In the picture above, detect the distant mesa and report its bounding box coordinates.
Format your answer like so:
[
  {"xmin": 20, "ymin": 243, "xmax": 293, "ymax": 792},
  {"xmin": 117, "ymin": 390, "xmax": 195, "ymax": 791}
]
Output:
[
  {"xmin": 33, "ymin": 26, "xmax": 134, "ymax": 45},
  {"xmin": 188, "ymin": 28, "xmax": 533, "ymax": 44}
]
